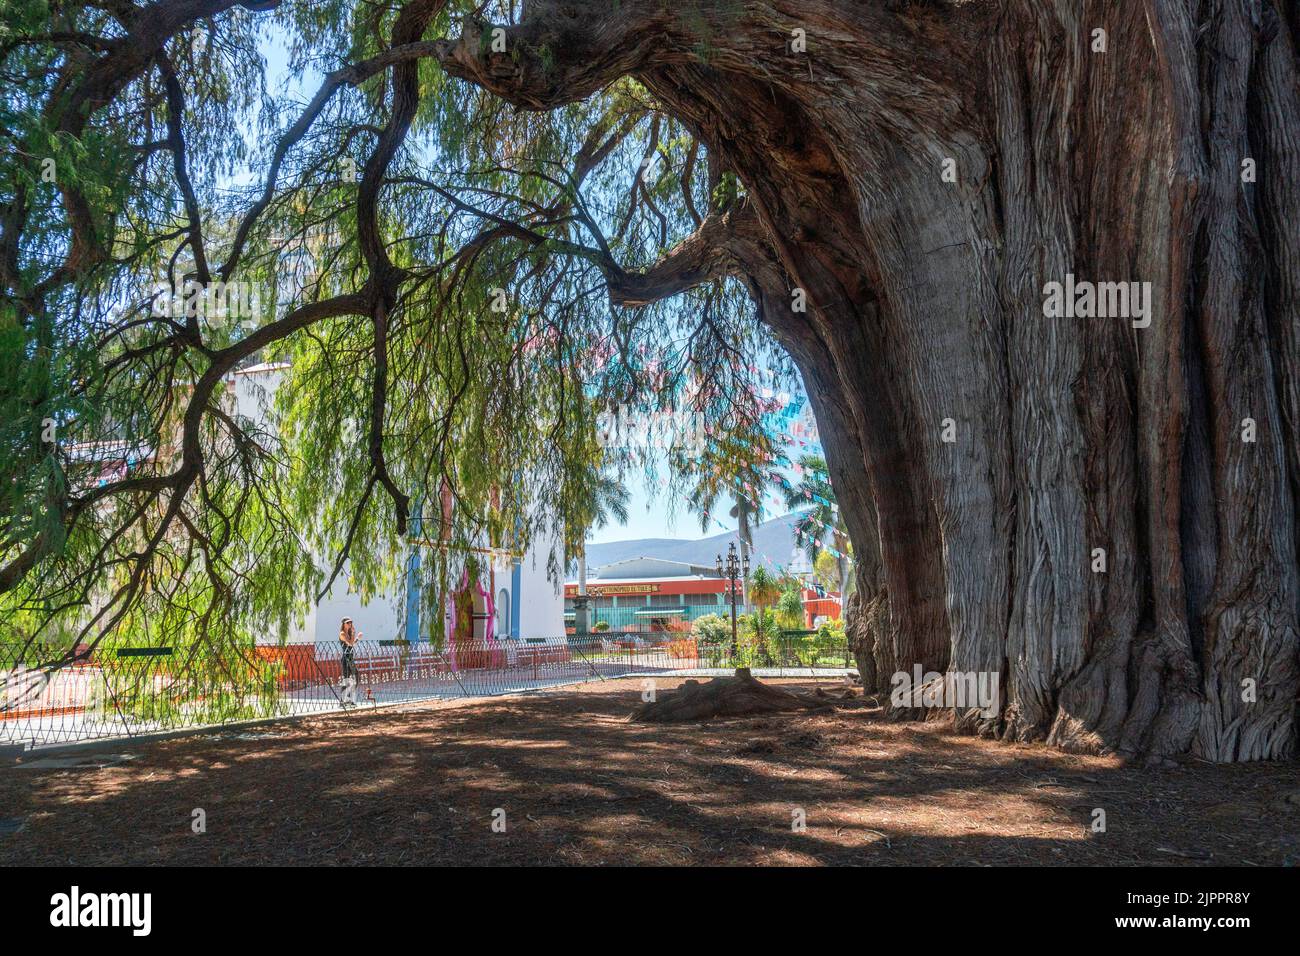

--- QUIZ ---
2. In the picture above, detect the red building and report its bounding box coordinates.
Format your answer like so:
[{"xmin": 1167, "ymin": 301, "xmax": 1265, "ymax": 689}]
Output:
[{"xmin": 564, "ymin": 557, "xmax": 840, "ymax": 633}]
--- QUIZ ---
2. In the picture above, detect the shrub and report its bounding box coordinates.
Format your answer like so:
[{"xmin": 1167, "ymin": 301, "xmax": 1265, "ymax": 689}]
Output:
[
  {"xmin": 812, "ymin": 617, "xmax": 848, "ymax": 663},
  {"xmin": 817, "ymin": 617, "xmax": 846, "ymax": 644},
  {"xmin": 691, "ymin": 613, "xmax": 731, "ymax": 644},
  {"xmin": 666, "ymin": 638, "xmax": 698, "ymax": 660},
  {"xmin": 691, "ymin": 613, "xmax": 734, "ymax": 666},
  {"xmin": 776, "ymin": 588, "xmax": 804, "ymax": 630}
]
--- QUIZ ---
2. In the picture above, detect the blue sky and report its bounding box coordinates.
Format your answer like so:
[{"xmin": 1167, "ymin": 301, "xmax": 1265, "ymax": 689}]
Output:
[
  {"xmin": 591, "ymin": 391, "xmax": 825, "ymax": 544},
  {"xmin": 589, "ymin": 470, "xmax": 758, "ymax": 544}
]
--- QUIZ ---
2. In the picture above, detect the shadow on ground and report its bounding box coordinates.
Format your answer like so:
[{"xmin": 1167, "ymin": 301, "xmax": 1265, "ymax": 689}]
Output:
[{"xmin": 1, "ymin": 677, "xmax": 1297, "ymax": 865}]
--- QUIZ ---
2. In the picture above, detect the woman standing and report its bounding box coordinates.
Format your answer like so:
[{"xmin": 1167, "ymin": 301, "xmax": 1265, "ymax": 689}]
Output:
[{"xmin": 339, "ymin": 618, "xmax": 361, "ymax": 707}]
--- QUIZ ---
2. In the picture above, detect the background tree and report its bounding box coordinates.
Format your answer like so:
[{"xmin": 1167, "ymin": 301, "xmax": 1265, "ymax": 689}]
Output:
[
  {"xmin": 685, "ymin": 432, "xmax": 778, "ymax": 609},
  {"xmin": 565, "ymin": 469, "xmax": 628, "ymax": 635},
  {"xmin": 813, "ymin": 552, "xmax": 841, "ymax": 597},
  {"xmin": 747, "ymin": 565, "xmax": 780, "ymax": 617},
  {"xmin": 779, "ymin": 454, "xmax": 852, "ymax": 602},
  {"xmin": 775, "ymin": 585, "xmax": 804, "ymax": 631}
]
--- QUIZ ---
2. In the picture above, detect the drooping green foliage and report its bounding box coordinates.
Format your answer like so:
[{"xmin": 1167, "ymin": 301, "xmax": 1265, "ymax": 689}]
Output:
[{"xmin": 0, "ymin": 0, "xmax": 795, "ymax": 667}]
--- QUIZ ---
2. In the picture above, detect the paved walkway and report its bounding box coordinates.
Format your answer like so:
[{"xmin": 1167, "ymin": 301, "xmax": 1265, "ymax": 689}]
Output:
[{"xmin": 2, "ymin": 660, "xmax": 854, "ymax": 750}]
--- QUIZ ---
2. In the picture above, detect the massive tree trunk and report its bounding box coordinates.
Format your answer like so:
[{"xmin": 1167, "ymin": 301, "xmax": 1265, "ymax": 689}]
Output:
[{"xmin": 434, "ymin": 0, "xmax": 1300, "ymax": 762}]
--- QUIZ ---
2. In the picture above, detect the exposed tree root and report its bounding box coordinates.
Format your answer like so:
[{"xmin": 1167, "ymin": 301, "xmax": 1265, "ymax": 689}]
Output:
[{"xmin": 629, "ymin": 669, "xmax": 843, "ymax": 723}]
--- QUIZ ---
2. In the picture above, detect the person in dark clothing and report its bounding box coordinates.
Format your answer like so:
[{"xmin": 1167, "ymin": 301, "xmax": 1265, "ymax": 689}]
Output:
[{"xmin": 339, "ymin": 618, "xmax": 361, "ymax": 706}]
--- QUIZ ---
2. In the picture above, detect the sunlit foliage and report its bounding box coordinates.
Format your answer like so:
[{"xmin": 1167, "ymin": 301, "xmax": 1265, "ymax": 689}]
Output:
[{"xmin": 0, "ymin": 0, "xmax": 794, "ymax": 663}]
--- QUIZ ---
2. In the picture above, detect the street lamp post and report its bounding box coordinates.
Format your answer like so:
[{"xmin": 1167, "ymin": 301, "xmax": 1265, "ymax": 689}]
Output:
[{"xmin": 715, "ymin": 541, "xmax": 750, "ymax": 660}]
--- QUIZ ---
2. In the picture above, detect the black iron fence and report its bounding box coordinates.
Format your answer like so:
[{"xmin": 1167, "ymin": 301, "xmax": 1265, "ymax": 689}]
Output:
[
  {"xmin": 564, "ymin": 602, "xmax": 734, "ymax": 635},
  {"xmin": 0, "ymin": 633, "xmax": 853, "ymax": 751}
]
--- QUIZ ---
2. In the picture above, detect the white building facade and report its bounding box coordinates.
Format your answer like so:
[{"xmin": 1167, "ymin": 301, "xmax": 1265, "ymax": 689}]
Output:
[{"xmin": 227, "ymin": 363, "xmax": 565, "ymax": 647}]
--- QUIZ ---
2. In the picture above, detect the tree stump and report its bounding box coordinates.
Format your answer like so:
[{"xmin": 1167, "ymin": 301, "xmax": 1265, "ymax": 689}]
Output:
[{"xmin": 629, "ymin": 668, "xmax": 831, "ymax": 723}]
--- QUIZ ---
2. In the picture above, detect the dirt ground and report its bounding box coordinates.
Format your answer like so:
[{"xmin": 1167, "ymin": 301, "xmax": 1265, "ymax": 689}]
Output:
[{"xmin": 2, "ymin": 676, "xmax": 1297, "ymax": 866}]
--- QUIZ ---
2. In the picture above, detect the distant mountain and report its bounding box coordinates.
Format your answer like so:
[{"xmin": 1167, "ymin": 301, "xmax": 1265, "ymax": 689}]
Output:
[{"xmin": 581, "ymin": 511, "xmax": 812, "ymax": 578}]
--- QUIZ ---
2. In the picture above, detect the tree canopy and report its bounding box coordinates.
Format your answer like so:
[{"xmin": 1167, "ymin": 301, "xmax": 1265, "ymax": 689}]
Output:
[{"xmin": 0, "ymin": 0, "xmax": 797, "ymax": 660}]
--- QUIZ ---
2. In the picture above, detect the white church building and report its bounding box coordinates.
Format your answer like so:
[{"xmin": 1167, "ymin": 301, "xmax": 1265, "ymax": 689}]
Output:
[{"xmin": 226, "ymin": 363, "xmax": 565, "ymax": 648}]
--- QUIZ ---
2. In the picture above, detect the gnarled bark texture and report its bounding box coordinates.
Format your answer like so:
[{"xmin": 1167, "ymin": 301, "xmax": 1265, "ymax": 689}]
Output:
[{"xmin": 435, "ymin": 0, "xmax": 1300, "ymax": 762}]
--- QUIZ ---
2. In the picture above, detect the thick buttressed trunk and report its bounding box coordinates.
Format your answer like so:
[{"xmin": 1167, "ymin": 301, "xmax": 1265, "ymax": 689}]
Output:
[{"xmin": 435, "ymin": 0, "xmax": 1300, "ymax": 761}]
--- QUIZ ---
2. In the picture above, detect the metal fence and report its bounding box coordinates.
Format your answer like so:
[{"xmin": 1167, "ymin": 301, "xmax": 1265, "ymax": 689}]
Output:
[
  {"xmin": 564, "ymin": 603, "xmax": 840, "ymax": 637},
  {"xmin": 0, "ymin": 633, "xmax": 853, "ymax": 751},
  {"xmin": 564, "ymin": 602, "xmax": 735, "ymax": 635}
]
